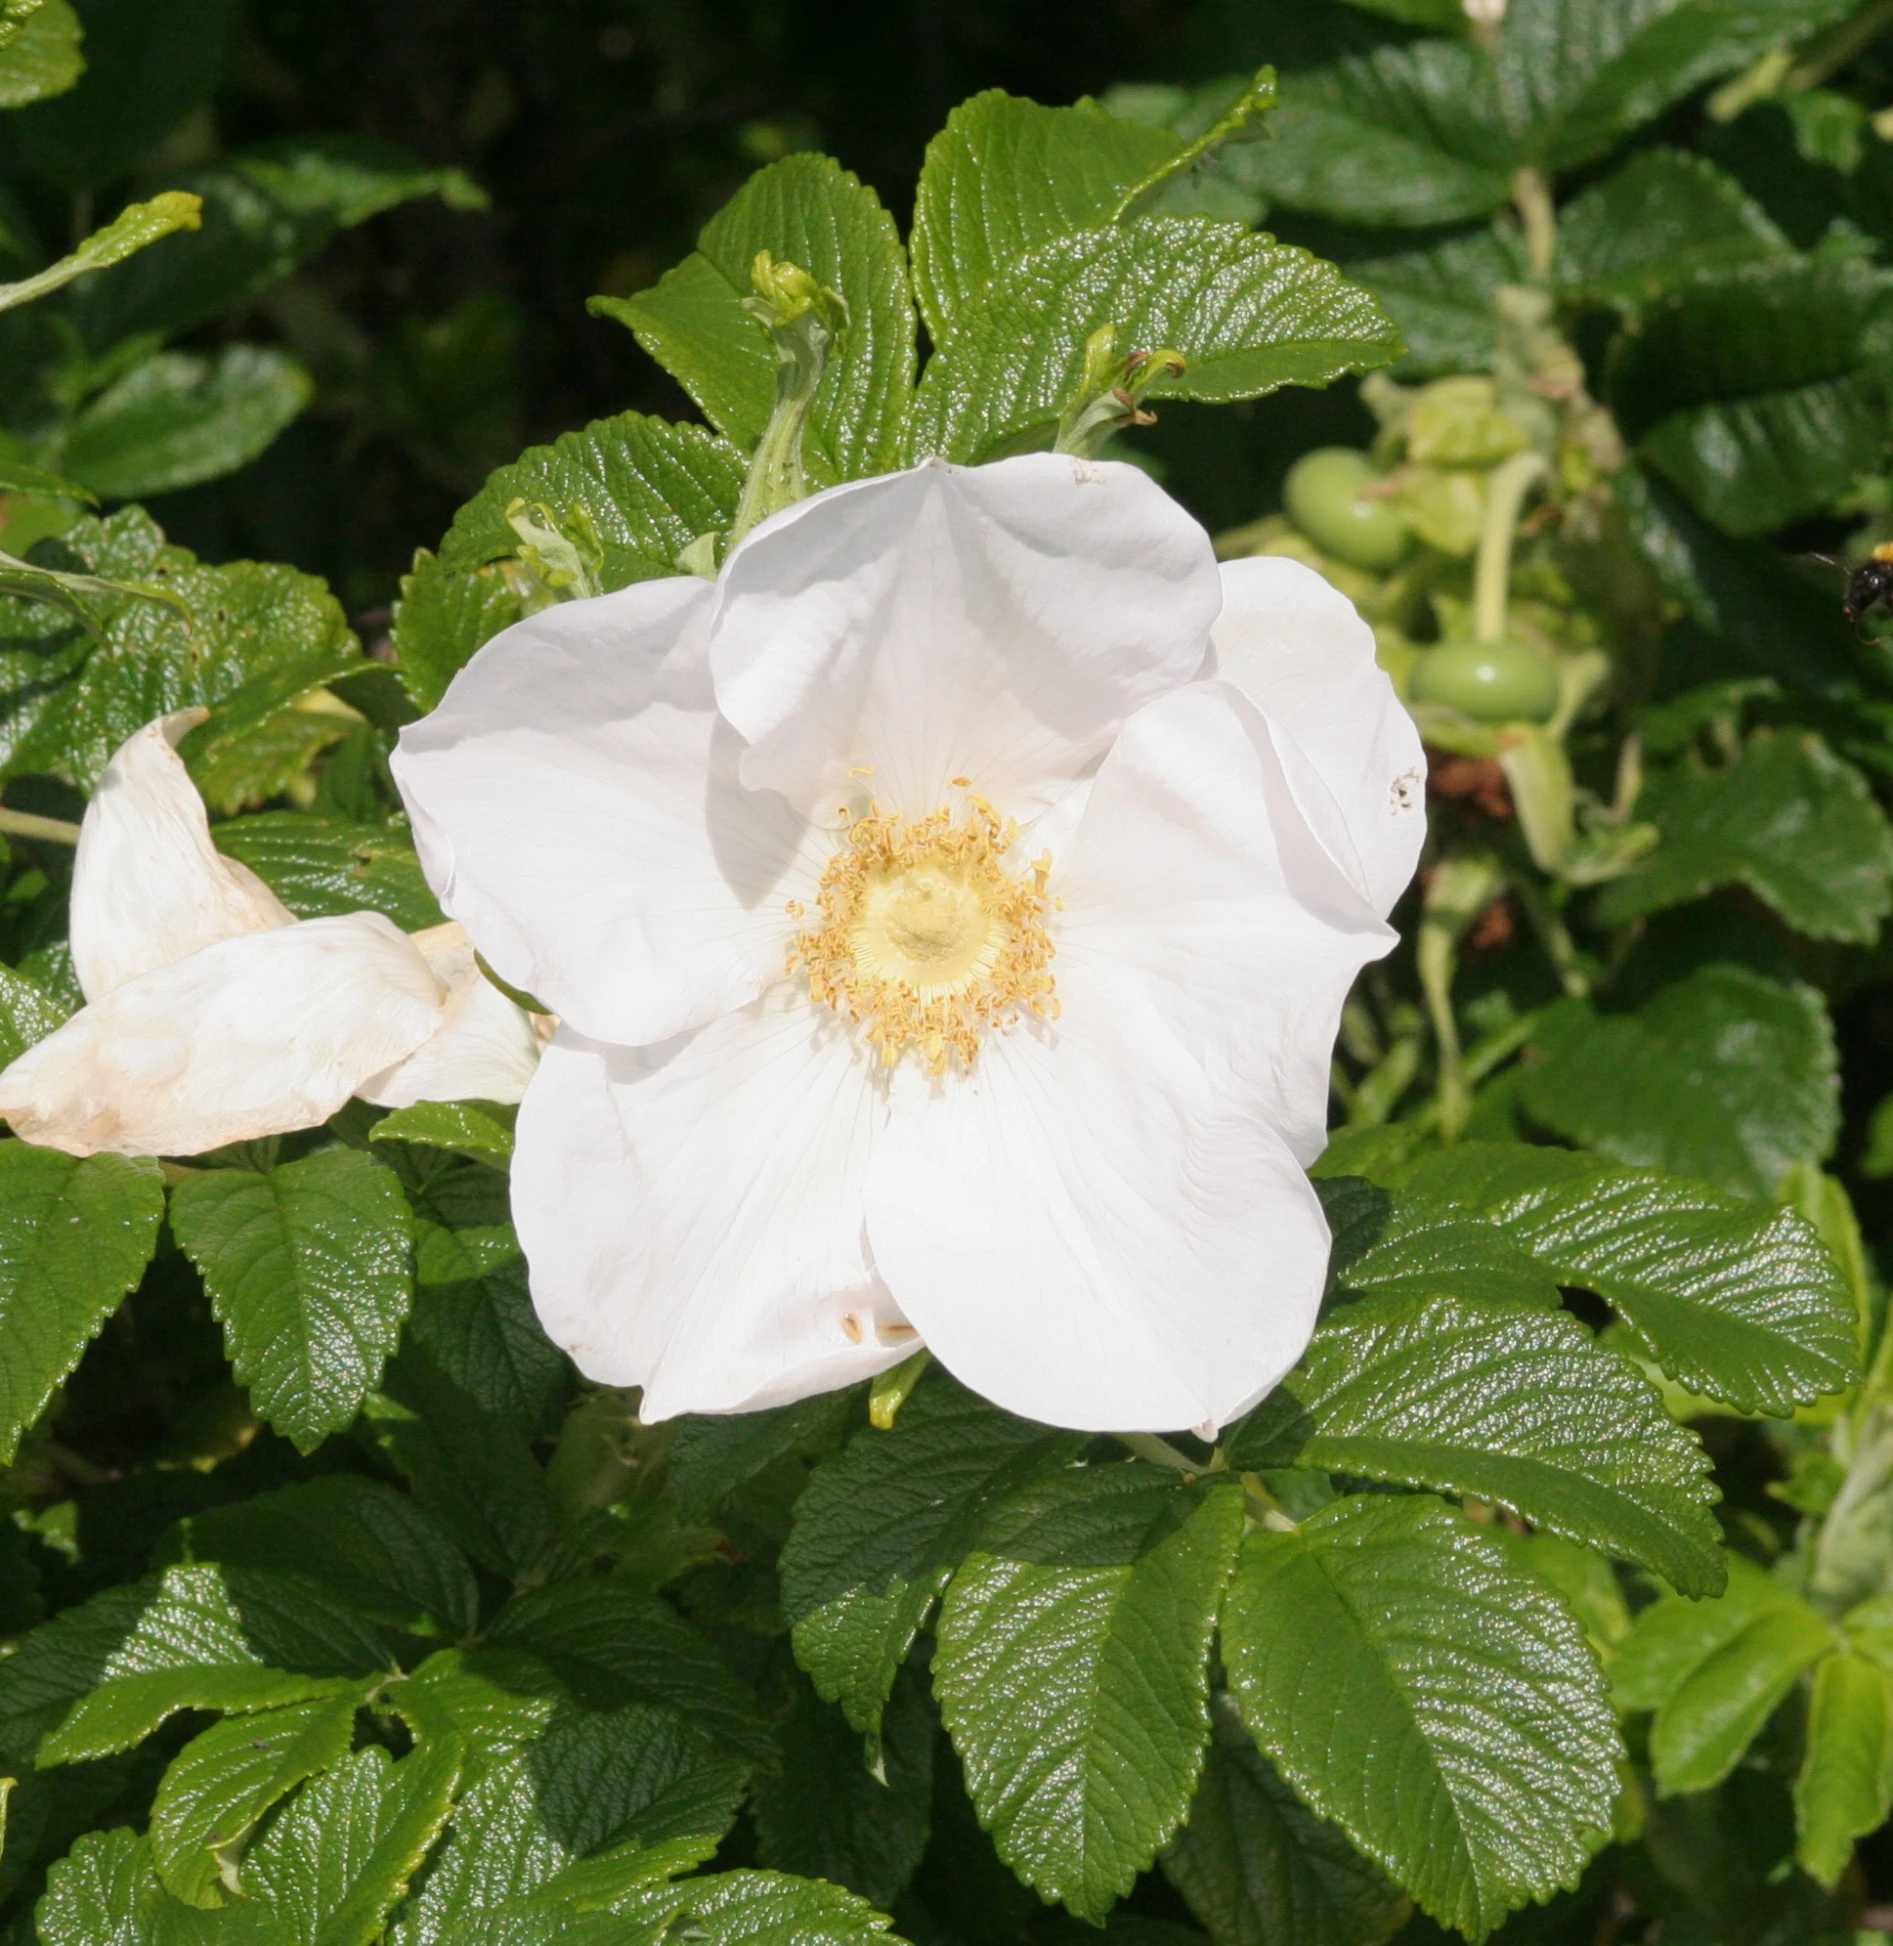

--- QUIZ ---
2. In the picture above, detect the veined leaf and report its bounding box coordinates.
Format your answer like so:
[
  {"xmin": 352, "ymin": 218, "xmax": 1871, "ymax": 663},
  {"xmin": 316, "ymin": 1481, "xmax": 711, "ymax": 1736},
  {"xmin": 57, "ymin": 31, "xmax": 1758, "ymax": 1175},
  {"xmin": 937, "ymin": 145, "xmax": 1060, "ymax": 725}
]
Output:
[
  {"xmin": 0, "ymin": 0, "xmax": 80, "ymax": 109},
  {"xmin": 603, "ymin": 1868, "xmax": 907, "ymax": 1946},
  {"xmin": 1795, "ymin": 1650, "xmax": 1893, "ymax": 1887},
  {"xmin": 1352, "ymin": 225, "xmax": 1530, "ymax": 376},
  {"xmin": 592, "ymin": 153, "xmax": 914, "ymax": 482},
  {"xmin": 932, "ymin": 1465, "xmax": 1244, "ymax": 1919},
  {"xmin": 1596, "ymin": 731, "xmax": 1893, "ymax": 943},
  {"xmin": 408, "ymin": 1218, "xmax": 565, "ymax": 1431},
  {"xmin": 170, "ymin": 1148, "xmax": 414, "ymax": 1454},
  {"xmin": 910, "ymin": 90, "xmax": 1185, "ymax": 342},
  {"xmin": 210, "ymin": 813, "xmax": 443, "ymax": 933},
  {"xmin": 1226, "ymin": 1292, "xmax": 1723, "ymax": 1596},
  {"xmin": 1519, "ymin": 967, "xmax": 1839, "ymax": 1202},
  {"xmin": 387, "ymin": 551, "xmax": 524, "ymax": 714},
  {"xmin": 1241, "ymin": 41, "xmax": 1515, "ymax": 228},
  {"xmin": 1390, "ymin": 1141, "xmax": 1857, "ymax": 1413},
  {"xmin": 371, "ymin": 1100, "xmax": 515, "ymax": 1169},
  {"xmin": 1220, "ymin": 1495, "xmax": 1620, "ymax": 1938},
  {"xmin": 1163, "ymin": 1708, "xmax": 1408, "ymax": 1946},
  {"xmin": 780, "ymin": 1373, "xmax": 1083, "ymax": 1734},
  {"xmin": 0, "ymin": 1562, "xmax": 388, "ymax": 1768},
  {"xmin": 61, "ymin": 345, "xmax": 312, "ymax": 500},
  {"xmin": 36, "ymin": 1828, "xmax": 162, "ymax": 1946},
  {"xmin": 0, "ymin": 1143, "xmax": 162, "ymax": 1463},
  {"xmin": 911, "ymin": 217, "xmax": 1401, "ymax": 463},
  {"xmin": 149, "ymin": 1688, "xmax": 365, "ymax": 1907},
  {"xmin": 1318, "ymin": 1174, "xmax": 1561, "ymax": 1308},
  {"xmin": 1557, "ymin": 149, "xmax": 1789, "ymax": 305}
]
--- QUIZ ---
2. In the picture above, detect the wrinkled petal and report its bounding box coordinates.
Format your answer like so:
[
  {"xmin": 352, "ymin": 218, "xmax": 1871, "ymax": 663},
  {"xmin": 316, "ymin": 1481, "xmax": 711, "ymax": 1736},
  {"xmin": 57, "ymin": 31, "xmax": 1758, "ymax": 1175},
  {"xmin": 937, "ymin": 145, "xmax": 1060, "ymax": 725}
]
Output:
[
  {"xmin": 514, "ymin": 997, "xmax": 911, "ymax": 1418},
  {"xmin": 360, "ymin": 922, "xmax": 543, "ymax": 1108},
  {"xmin": 0, "ymin": 914, "xmax": 443, "ymax": 1157},
  {"xmin": 393, "ymin": 575, "xmax": 821, "ymax": 1047},
  {"xmin": 1057, "ymin": 680, "xmax": 1394, "ymax": 1165},
  {"xmin": 710, "ymin": 454, "xmax": 1221, "ymax": 824},
  {"xmin": 1208, "ymin": 556, "xmax": 1427, "ymax": 917},
  {"xmin": 866, "ymin": 957, "xmax": 1332, "ymax": 1435},
  {"xmin": 69, "ymin": 710, "xmax": 295, "ymax": 1000}
]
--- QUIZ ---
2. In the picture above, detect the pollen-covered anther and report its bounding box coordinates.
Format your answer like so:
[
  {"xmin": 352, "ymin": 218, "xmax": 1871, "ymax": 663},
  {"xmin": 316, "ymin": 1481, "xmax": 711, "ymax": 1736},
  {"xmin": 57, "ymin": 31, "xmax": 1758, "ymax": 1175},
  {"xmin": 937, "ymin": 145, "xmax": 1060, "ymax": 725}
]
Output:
[{"xmin": 787, "ymin": 795, "xmax": 1057, "ymax": 1073}]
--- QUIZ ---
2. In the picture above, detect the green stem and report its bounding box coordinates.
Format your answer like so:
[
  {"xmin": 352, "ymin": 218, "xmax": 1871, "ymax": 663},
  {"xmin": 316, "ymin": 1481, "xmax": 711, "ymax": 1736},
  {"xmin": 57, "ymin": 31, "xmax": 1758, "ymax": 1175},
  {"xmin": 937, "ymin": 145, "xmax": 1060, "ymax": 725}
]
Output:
[
  {"xmin": 1473, "ymin": 449, "xmax": 1547, "ymax": 645},
  {"xmin": 1511, "ymin": 167, "xmax": 1558, "ymax": 284},
  {"xmin": 1511, "ymin": 870, "xmax": 1589, "ymax": 997},
  {"xmin": 1117, "ymin": 1432, "xmax": 1205, "ymax": 1474},
  {"xmin": 0, "ymin": 805, "xmax": 80, "ymax": 845}
]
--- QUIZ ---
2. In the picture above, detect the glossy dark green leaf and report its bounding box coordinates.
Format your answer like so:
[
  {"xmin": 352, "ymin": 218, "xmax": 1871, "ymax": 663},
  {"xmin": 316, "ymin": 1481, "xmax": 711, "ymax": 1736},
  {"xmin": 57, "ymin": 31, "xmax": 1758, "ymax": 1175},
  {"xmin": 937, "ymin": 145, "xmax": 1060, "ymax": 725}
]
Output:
[
  {"xmin": 1520, "ymin": 966, "xmax": 1839, "ymax": 1201},
  {"xmin": 1163, "ymin": 1711, "xmax": 1408, "ymax": 1946},
  {"xmin": 1557, "ymin": 149, "xmax": 1789, "ymax": 304},
  {"xmin": 911, "ymin": 217, "xmax": 1401, "ymax": 463},
  {"xmin": 592, "ymin": 152, "xmax": 914, "ymax": 482},
  {"xmin": 386, "ymin": 551, "xmax": 524, "ymax": 714},
  {"xmin": 1221, "ymin": 1496, "xmax": 1620, "ymax": 1938},
  {"xmin": 1318, "ymin": 1174, "xmax": 1561, "ymax": 1308},
  {"xmin": 1392, "ymin": 1141, "xmax": 1858, "ymax": 1413},
  {"xmin": 780, "ymin": 1373, "xmax": 1082, "ymax": 1734},
  {"xmin": 0, "ymin": 1142, "xmax": 161, "ymax": 1462},
  {"xmin": 169, "ymin": 1148, "xmax": 413, "ymax": 1453},
  {"xmin": 407, "ymin": 1218, "xmax": 565, "ymax": 1431},
  {"xmin": 1597, "ymin": 730, "xmax": 1893, "ymax": 942},
  {"xmin": 933, "ymin": 1465, "xmax": 1244, "ymax": 1919},
  {"xmin": 1228, "ymin": 1292, "xmax": 1722, "ymax": 1595},
  {"xmin": 1242, "ymin": 42, "xmax": 1514, "ymax": 228},
  {"xmin": 210, "ymin": 813, "xmax": 442, "ymax": 932},
  {"xmin": 1352, "ymin": 225, "xmax": 1529, "ymax": 376},
  {"xmin": 36, "ymin": 1828, "xmax": 162, "ymax": 1946}
]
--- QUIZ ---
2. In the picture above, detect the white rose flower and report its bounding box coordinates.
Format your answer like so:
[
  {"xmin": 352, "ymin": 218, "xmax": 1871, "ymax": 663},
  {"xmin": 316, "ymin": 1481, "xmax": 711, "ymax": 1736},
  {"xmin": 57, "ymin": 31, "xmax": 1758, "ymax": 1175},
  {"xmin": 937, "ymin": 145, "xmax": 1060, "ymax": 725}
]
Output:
[
  {"xmin": 393, "ymin": 455, "xmax": 1425, "ymax": 1434},
  {"xmin": 0, "ymin": 709, "xmax": 541, "ymax": 1157}
]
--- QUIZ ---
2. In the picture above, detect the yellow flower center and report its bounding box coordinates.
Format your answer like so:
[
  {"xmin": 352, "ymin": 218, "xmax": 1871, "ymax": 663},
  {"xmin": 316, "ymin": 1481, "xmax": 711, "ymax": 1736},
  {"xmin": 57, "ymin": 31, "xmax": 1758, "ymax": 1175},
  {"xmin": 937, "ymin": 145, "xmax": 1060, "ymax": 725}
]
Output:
[{"xmin": 788, "ymin": 793, "xmax": 1057, "ymax": 1073}]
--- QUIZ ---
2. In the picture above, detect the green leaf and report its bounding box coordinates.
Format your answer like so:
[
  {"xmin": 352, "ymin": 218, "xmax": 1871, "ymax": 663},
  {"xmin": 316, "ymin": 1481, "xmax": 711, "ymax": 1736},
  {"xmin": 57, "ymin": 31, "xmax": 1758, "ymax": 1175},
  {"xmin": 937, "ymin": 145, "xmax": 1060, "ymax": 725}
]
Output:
[
  {"xmin": 909, "ymin": 90, "xmax": 1185, "ymax": 343},
  {"xmin": 438, "ymin": 412, "xmax": 742, "ymax": 598},
  {"xmin": 1496, "ymin": 0, "xmax": 1858, "ymax": 173},
  {"xmin": 1351, "ymin": 225, "xmax": 1530, "ymax": 377},
  {"xmin": 594, "ymin": 153, "xmax": 915, "ymax": 483},
  {"xmin": 0, "ymin": 1143, "xmax": 162, "ymax": 1463},
  {"xmin": 150, "ymin": 1689, "xmax": 364, "ymax": 1907},
  {"xmin": 1648, "ymin": 1603, "xmax": 1831, "ymax": 1796},
  {"xmin": 237, "ymin": 1740, "xmax": 460, "ymax": 1946},
  {"xmin": 0, "ymin": 960, "xmax": 68, "ymax": 1063},
  {"xmin": 1519, "ymin": 966, "xmax": 1840, "ymax": 1201},
  {"xmin": 1556, "ymin": 149, "xmax": 1789, "ymax": 305},
  {"xmin": 0, "ymin": 1562, "xmax": 388, "ymax": 1768},
  {"xmin": 487, "ymin": 1573, "xmax": 771, "ymax": 1762},
  {"xmin": 1613, "ymin": 1551, "xmax": 1810, "ymax": 1710},
  {"xmin": 1227, "ymin": 1293, "xmax": 1722, "ymax": 1596},
  {"xmin": 1242, "ymin": 42, "xmax": 1514, "ymax": 228},
  {"xmin": 1390, "ymin": 1142, "xmax": 1858, "ymax": 1413},
  {"xmin": 371, "ymin": 1100, "xmax": 514, "ymax": 1169},
  {"xmin": 70, "ymin": 138, "xmax": 486, "ymax": 352},
  {"xmin": 0, "ymin": 192, "xmax": 204, "ymax": 313},
  {"xmin": 386, "ymin": 551, "xmax": 524, "ymax": 714},
  {"xmin": 173, "ymin": 1476, "xmax": 477, "ymax": 1637},
  {"xmin": 666, "ymin": 1393, "xmax": 852, "ymax": 1521},
  {"xmin": 209, "ymin": 814, "xmax": 442, "ymax": 932},
  {"xmin": 780, "ymin": 1373, "xmax": 1083, "ymax": 1734},
  {"xmin": 911, "ymin": 217, "xmax": 1402, "ymax": 463},
  {"xmin": 1220, "ymin": 1495, "xmax": 1621, "ymax": 1939},
  {"xmin": 1162, "ymin": 1712, "xmax": 1408, "ymax": 1946},
  {"xmin": 1614, "ymin": 462, "xmax": 1859, "ymax": 695},
  {"xmin": 0, "ymin": 0, "xmax": 82, "ymax": 109},
  {"xmin": 1796, "ymin": 1650, "xmax": 1893, "ymax": 1887},
  {"xmin": 60, "ymin": 346, "xmax": 311, "ymax": 501},
  {"xmin": 36, "ymin": 1828, "xmax": 161, "ymax": 1946},
  {"xmin": 933, "ymin": 1466, "xmax": 1243, "ymax": 1920},
  {"xmin": 751, "ymin": 1668, "xmax": 932, "ymax": 1911},
  {"xmin": 169, "ymin": 1149, "xmax": 414, "ymax": 1454},
  {"xmin": 607, "ymin": 1868, "xmax": 906, "ymax": 1946},
  {"xmin": 1609, "ymin": 257, "xmax": 1893, "ymax": 535},
  {"xmin": 16, "ymin": 0, "xmax": 233, "ymax": 188},
  {"xmin": 0, "ymin": 508, "xmax": 358, "ymax": 790},
  {"xmin": 1318, "ymin": 1175, "xmax": 1561, "ymax": 1308},
  {"xmin": 408, "ymin": 1218, "xmax": 563, "ymax": 1430},
  {"xmin": 1595, "ymin": 731, "xmax": 1893, "ymax": 943}
]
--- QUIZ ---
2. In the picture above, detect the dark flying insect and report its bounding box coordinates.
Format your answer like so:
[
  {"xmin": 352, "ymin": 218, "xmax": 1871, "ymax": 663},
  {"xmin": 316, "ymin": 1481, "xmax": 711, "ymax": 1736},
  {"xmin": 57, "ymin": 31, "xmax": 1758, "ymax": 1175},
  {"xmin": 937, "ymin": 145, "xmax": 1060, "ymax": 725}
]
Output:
[{"xmin": 1811, "ymin": 541, "xmax": 1893, "ymax": 633}]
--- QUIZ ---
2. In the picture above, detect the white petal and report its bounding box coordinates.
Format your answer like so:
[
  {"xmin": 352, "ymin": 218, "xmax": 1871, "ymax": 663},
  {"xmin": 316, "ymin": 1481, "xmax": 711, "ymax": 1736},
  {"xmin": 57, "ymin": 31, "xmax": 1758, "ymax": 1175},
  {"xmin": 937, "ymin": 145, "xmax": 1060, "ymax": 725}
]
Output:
[
  {"xmin": 0, "ymin": 914, "xmax": 443, "ymax": 1157},
  {"xmin": 1056, "ymin": 680, "xmax": 1395, "ymax": 1166},
  {"xmin": 69, "ymin": 710, "xmax": 295, "ymax": 1000},
  {"xmin": 392, "ymin": 576, "xmax": 820, "ymax": 1048},
  {"xmin": 1208, "ymin": 556, "xmax": 1427, "ymax": 917},
  {"xmin": 359, "ymin": 922, "xmax": 542, "ymax": 1108},
  {"xmin": 513, "ymin": 999, "xmax": 909, "ymax": 1418},
  {"xmin": 866, "ymin": 962, "xmax": 1332, "ymax": 1435},
  {"xmin": 709, "ymin": 455, "xmax": 1221, "ymax": 824}
]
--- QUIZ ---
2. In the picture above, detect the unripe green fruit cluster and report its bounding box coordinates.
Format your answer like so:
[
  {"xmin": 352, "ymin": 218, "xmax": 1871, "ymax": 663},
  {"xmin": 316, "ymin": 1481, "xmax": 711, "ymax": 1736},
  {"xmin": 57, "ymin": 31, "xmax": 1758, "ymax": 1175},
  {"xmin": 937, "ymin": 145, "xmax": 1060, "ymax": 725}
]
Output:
[
  {"xmin": 1410, "ymin": 636, "xmax": 1561, "ymax": 723},
  {"xmin": 1283, "ymin": 447, "xmax": 1410, "ymax": 572}
]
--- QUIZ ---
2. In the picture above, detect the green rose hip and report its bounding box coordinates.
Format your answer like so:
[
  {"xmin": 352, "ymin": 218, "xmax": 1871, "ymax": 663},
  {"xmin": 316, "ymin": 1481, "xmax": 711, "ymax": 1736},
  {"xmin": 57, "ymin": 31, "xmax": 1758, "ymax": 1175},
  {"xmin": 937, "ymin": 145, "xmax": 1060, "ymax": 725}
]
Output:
[
  {"xmin": 1410, "ymin": 636, "xmax": 1561, "ymax": 722},
  {"xmin": 1284, "ymin": 447, "xmax": 1410, "ymax": 572}
]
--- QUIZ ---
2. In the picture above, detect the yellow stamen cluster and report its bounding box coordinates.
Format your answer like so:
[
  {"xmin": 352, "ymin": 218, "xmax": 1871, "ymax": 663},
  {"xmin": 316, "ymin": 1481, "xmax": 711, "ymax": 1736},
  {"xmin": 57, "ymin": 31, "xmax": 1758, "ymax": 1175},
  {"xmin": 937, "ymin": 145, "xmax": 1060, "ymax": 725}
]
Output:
[{"xmin": 788, "ymin": 795, "xmax": 1057, "ymax": 1073}]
